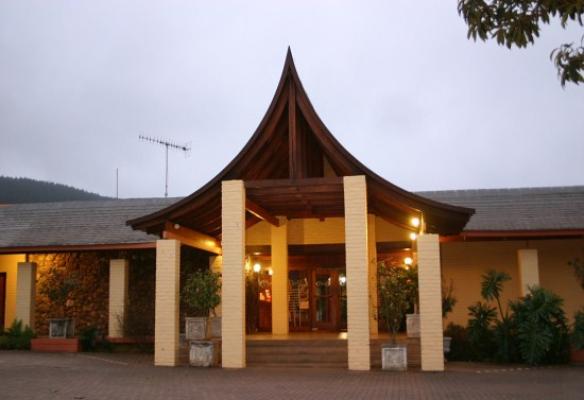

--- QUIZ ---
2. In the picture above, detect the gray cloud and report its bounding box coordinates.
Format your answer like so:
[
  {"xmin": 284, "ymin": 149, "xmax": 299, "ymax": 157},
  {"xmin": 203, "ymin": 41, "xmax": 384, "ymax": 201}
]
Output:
[{"xmin": 1, "ymin": 1, "xmax": 582, "ymax": 198}]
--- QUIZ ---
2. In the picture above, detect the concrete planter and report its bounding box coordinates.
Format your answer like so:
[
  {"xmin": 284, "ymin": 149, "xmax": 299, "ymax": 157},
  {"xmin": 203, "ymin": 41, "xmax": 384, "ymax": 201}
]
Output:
[
  {"xmin": 185, "ymin": 317, "xmax": 208, "ymax": 340},
  {"xmin": 189, "ymin": 340, "xmax": 221, "ymax": 367},
  {"xmin": 406, "ymin": 314, "xmax": 420, "ymax": 338},
  {"xmin": 381, "ymin": 345, "xmax": 407, "ymax": 371},
  {"xmin": 208, "ymin": 316, "xmax": 222, "ymax": 338},
  {"xmin": 49, "ymin": 318, "xmax": 75, "ymax": 339}
]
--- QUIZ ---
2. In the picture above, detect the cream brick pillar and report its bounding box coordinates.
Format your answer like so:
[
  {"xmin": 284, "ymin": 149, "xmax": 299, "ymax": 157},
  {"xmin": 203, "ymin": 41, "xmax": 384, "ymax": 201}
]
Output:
[
  {"xmin": 418, "ymin": 234, "xmax": 444, "ymax": 371},
  {"xmin": 221, "ymin": 180, "xmax": 246, "ymax": 368},
  {"xmin": 108, "ymin": 259, "xmax": 129, "ymax": 338},
  {"xmin": 517, "ymin": 249, "xmax": 539, "ymax": 296},
  {"xmin": 271, "ymin": 216, "xmax": 288, "ymax": 335},
  {"xmin": 210, "ymin": 255, "xmax": 223, "ymax": 317},
  {"xmin": 154, "ymin": 239, "xmax": 180, "ymax": 366},
  {"xmin": 343, "ymin": 175, "xmax": 371, "ymax": 371},
  {"xmin": 15, "ymin": 262, "xmax": 36, "ymax": 330},
  {"xmin": 367, "ymin": 214, "xmax": 378, "ymax": 336}
]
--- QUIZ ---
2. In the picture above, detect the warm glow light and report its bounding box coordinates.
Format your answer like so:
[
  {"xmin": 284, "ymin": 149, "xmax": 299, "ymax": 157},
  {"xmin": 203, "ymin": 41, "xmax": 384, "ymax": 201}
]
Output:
[
  {"xmin": 409, "ymin": 232, "xmax": 417, "ymax": 241},
  {"xmin": 404, "ymin": 257, "xmax": 413, "ymax": 266},
  {"xmin": 339, "ymin": 276, "xmax": 347, "ymax": 285},
  {"xmin": 410, "ymin": 217, "xmax": 420, "ymax": 228},
  {"xmin": 268, "ymin": 268, "xmax": 273, "ymax": 276},
  {"xmin": 253, "ymin": 263, "xmax": 261, "ymax": 273}
]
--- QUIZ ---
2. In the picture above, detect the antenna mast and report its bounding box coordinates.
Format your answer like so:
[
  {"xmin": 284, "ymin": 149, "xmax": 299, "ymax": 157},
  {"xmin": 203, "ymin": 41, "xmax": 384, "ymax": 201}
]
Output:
[{"xmin": 139, "ymin": 135, "xmax": 190, "ymax": 197}]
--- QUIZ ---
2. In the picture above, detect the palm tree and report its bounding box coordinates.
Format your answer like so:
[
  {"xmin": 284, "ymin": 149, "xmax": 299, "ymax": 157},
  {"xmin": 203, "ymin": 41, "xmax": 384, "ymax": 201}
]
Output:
[{"xmin": 481, "ymin": 270, "xmax": 511, "ymax": 320}]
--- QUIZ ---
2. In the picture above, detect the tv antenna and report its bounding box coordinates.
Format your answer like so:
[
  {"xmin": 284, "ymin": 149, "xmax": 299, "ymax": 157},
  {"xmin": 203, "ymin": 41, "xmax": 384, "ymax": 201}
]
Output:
[{"xmin": 139, "ymin": 135, "xmax": 190, "ymax": 197}]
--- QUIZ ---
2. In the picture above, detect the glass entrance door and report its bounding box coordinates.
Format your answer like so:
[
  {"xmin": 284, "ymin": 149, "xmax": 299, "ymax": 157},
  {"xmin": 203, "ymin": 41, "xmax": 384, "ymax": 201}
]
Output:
[
  {"xmin": 288, "ymin": 267, "xmax": 345, "ymax": 331},
  {"xmin": 312, "ymin": 268, "xmax": 338, "ymax": 331}
]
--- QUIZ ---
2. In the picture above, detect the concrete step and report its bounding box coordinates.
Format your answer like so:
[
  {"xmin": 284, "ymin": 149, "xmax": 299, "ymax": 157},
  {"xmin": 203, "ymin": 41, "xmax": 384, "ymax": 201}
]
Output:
[{"xmin": 246, "ymin": 339, "xmax": 348, "ymax": 367}]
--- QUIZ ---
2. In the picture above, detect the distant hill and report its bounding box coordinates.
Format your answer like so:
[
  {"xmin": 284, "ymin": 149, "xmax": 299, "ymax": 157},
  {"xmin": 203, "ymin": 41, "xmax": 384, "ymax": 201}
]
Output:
[{"xmin": 0, "ymin": 176, "xmax": 109, "ymax": 204}]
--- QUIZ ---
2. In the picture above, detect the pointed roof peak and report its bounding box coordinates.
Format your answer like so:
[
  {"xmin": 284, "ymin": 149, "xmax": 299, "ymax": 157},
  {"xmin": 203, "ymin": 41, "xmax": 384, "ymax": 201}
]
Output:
[{"xmin": 284, "ymin": 46, "xmax": 296, "ymax": 71}]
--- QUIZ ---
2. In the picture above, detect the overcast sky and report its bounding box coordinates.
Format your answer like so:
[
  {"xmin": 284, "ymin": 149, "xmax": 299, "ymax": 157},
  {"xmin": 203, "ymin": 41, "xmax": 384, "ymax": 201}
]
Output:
[{"xmin": 1, "ymin": 1, "xmax": 582, "ymax": 199}]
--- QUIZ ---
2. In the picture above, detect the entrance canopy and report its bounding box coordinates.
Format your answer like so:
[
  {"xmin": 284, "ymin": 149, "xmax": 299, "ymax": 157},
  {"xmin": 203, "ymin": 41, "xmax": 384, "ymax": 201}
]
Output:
[{"xmin": 128, "ymin": 49, "xmax": 473, "ymax": 238}]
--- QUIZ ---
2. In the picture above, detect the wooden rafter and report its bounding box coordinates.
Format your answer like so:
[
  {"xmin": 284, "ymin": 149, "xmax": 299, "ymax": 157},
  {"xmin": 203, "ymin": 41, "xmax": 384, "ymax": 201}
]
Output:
[
  {"xmin": 246, "ymin": 199, "xmax": 280, "ymax": 227},
  {"xmin": 162, "ymin": 222, "xmax": 222, "ymax": 254}
]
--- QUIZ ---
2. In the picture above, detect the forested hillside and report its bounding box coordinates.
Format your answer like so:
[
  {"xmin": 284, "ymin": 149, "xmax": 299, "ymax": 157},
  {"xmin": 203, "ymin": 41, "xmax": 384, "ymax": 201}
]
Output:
[{"xmin": 0, "ymin": 176, "xmax": 108, "ymax": 203}]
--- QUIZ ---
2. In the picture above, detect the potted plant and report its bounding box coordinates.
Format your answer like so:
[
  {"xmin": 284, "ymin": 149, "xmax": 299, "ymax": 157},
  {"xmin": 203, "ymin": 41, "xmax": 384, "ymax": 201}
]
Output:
[
  {"xmin": 378, "ymin": 262, "xmax": 417, "ymax": 371},
  {"xmin": 39, "ymin": 267, "xmax": 78, "ymax": 338},
  {"xmin": 442, "ymin": 280, "xmax": 457, "ymax": 354},
  {"xmin": 182, "ymin": 269, "xmax": 221, "ymax": 367}
]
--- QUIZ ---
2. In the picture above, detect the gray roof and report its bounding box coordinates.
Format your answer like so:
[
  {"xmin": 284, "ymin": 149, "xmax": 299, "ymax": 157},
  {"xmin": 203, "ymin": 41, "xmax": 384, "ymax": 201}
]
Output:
[
  {"xmin": 418, "ymin": 186, "xmax": 584, "ymax": 231},
  {"xmin": 0, "ymin": 186, "xmax": 583, "ymax": 250},
  {"xmin": 0, "ymin": 198, "xmax": 179, "ymax": 249}
]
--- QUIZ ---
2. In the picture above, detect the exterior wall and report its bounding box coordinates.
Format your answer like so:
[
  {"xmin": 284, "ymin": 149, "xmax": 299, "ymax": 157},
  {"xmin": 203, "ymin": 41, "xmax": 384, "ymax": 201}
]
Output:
[
  {"xmin": 30, "ymin": 252, "xmax": 110, "ymax": 336},
  {"xmin": 246, "ymin": 216, "xmax": 408, "ymax": 246},
  {"xmin": 442, "ymin": 238, "xmax": 584, "ymax": 326},
  {"xmin": 0, "ymin": 254, "xmax": 25, "ymax": 328}
]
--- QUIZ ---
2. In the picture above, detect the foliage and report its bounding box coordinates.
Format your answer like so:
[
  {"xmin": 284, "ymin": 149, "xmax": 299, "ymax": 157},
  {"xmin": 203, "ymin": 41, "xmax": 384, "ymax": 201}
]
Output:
[
  {"xmin": 444, "ymin": 323, "xmax": 473, "ymax": 361},
  {"xmin": 182, "ymin": 269, "xmax": 221, "ymax": 317},
  {"xmin": 568, "ymin": 257, "xmax": 584, "ymax": 289},
  {"xmin": 571, "ymin": 308, "xmax": 584, "ymax": 349},
  {"xmin": 0, "ymin": 175, "xmax": 107, "ymax": 204},
  {"xmin": 510, "ymin": 286, "xmax": 570, "ymax": 364},
  {"xmin": 493, "ymin": 317, "xmax": 520, "ymax": 363},
  {"xmin": 467, "ymin": 301, "xmax": 497, "ymax": 360},
  {"xmin": 442, "ymin": 280, "xmax": 458, "ymax": 318},
  {"xmin": 377, "ymin": 263, "xmax": 418, "ymax": 343},
  {"xmin": 77, "ymin": 326, "xmax": 112, "ymax": 352},
  {"xmin": 457, "ymin": 0, "xmax": 584, "ymax": 86},
  {"xmin": 0, "ymin": 320, "xmax": 35, "ymax": 350},
  {"xmin": 481, "ymin": 269, "xmax": 511, "ymax": 320}
]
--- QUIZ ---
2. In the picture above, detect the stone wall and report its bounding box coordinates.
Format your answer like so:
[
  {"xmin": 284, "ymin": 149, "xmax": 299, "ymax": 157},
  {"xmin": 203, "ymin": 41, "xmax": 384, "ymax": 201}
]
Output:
[{"xmin": 31, "ymin": 252, "xmax": 111, "ymax": 337}]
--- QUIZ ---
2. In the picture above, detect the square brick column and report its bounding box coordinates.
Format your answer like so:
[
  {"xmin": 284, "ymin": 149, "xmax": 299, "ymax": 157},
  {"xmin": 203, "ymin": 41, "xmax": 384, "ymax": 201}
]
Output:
[
  {"xmin": 271, "ymin": 216, "xmax": 289, "ymax": 335},
  {"xmin": 343, "ymin": 175, "xmax": 371, "ymax": 370},
  {"xmin": 108, "ymin": 259, "xmax": 129, "ymax": 338},
  {"xmin": 517, "ymin": 249, "xmax": 539, "ymax": 296},
  {"xmin": 418, "ymin": 233, "xmax": 444, "ymax": 371},
  {"xmin": 15, "ymin": 262, "xmax": 36, "ymax": 330},
  {"xmin": 368, "ymin": 214, "xmax": 378, "ymax": 336},
  {"xmin": 155, "ymin": 239, "xmax": 180, "ymax": 366},
  {"xmin": 221, "ymin": 180, "xmax": 246, "ymax": 368}
]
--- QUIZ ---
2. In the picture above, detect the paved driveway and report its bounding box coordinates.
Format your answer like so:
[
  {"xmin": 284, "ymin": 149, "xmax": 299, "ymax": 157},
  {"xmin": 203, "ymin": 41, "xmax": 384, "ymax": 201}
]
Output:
[{"xmin": 0, "ymin": 351, "xmax": 582, "ymax": 400}]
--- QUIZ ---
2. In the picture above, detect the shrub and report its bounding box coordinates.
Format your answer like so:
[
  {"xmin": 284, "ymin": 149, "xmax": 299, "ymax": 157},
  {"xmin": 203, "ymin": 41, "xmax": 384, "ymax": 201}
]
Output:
[
  {"xmin": 182, "ymin": 269, "xmax": 221, "ymax": 317},
  {"xmin": 467, "ymin": 302, "xmax": 497, "ymax": 360},
  {"xmin": 510, "ymin": 286, "xmax": 570, "ymax": 365},
  {"xmin": 0, "ymin": 320, "xmax": 35, "ymax": 350},
  {"xmin": 444, "ymin": 323, "xmax": 472, "ymax": 361},
  {"xmin": 493, "ymin": 317, "xmax": 520, "ymax": 363},
  {"xmin": 377, "ymin": 263, "xmax": 418, "ymax": 343},
  {"xmin": 571, "ymin": 309, "xmax": 584, "ymax": 350}
]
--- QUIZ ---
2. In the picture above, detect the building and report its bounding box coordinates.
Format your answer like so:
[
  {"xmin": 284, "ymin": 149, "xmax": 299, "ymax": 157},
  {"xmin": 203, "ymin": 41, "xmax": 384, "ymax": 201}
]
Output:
[{"xmin": 1, "ymin": 50, "xmax": 583, "ymax": 371}]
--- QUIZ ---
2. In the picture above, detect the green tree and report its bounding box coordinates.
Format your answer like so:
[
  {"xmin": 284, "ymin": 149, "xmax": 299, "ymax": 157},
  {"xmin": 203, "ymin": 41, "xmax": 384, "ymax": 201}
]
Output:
[
  {"xmin": 481, "ymin": 269, "xmax": 511, "ymax": 320},
  {"xmin": 458, "ymin": 0, "xmax": 584, "ymax": 86}
]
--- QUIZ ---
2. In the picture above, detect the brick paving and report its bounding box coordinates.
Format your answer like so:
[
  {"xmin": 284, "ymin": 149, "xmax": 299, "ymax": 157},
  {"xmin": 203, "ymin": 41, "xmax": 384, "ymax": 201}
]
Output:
[{"xmin": 0, "ymin": 351, "xmax": 582, "ymax": 400}]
